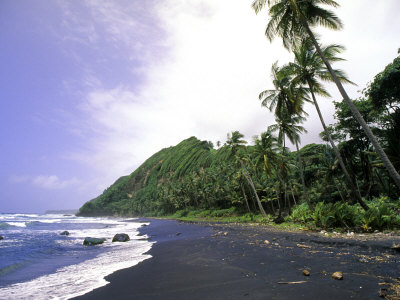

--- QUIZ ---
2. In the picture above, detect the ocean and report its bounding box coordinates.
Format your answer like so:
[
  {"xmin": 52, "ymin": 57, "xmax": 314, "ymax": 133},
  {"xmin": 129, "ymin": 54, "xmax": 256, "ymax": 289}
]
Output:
[{"xmin": 0, "ymin": 213, "xmax": 153, "ymax": 299}]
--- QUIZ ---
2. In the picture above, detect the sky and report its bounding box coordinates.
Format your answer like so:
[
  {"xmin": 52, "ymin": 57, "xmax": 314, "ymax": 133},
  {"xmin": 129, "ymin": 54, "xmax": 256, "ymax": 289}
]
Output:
[{"xmin": 1, "ymin": 0, "xmax": 399, "ymax": 213}]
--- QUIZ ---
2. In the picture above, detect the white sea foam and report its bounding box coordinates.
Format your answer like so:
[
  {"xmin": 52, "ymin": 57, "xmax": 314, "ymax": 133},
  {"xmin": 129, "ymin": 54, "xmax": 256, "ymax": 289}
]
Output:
[
  {"xmin": 6, "ymin": 222, "xmax": 26, "ymax": 228},
  {"xmin": 0, "ymin": 217, "xmax": 154, "ymax": 300}
]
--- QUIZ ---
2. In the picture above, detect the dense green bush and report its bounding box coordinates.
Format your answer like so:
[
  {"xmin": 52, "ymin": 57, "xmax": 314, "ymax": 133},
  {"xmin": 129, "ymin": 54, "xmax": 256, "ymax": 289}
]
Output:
[
  {"xmin": 290, "ymin": 203, "xmax": 313, "ymax": 224},
  {"xmin": 290, "ymin": 197, "xmax": 399, "ymax": 231},
  {"xmin": 361, "ymin": 196, "xmax": 399, "ymax": 230}
]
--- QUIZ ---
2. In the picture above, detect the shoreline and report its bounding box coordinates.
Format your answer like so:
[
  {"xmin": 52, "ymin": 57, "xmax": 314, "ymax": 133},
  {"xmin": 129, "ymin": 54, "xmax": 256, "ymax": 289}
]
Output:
[{"xmin": 73, "ymin": 219, "xmax": 400, "ymax": 299}]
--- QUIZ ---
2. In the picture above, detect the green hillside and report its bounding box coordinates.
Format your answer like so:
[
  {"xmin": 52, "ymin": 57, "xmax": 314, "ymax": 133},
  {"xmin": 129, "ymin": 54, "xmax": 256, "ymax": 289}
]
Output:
[{"xmin": 77, "ymin": 137, "xmax": 234, "ymax": 216}]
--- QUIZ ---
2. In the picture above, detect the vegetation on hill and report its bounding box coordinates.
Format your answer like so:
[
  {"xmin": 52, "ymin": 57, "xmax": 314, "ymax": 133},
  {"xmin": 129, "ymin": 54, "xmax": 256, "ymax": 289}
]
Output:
[{"xmin": 78, "ymin": 2, "xmax": 400, "ymax": 231}]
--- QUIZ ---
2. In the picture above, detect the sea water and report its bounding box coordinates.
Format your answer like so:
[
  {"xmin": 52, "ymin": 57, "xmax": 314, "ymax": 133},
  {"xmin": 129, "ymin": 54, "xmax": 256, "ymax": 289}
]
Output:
[{"xmin": 0, "ymin": 214, "xmax": 153, "ymax": 299}]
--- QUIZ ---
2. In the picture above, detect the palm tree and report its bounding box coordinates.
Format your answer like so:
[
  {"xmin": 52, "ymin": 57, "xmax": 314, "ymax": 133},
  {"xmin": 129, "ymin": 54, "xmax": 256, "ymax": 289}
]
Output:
[
  {"xmin": 252, "ymin": 0, "xmax": 400, "ymax": 189},
  {"xmin": 259, "ymin": 61, "xmax": 310, "ymax": 209},
  {"xmin": 288, "ymin": 40, "xmax": 368, "ymax": 209},
  {"xmin": 226, "ymin": 131, "xmax": 268, "ymax": 217},
  {"xmin": 259, "ymin": 62, "xmax": 309, "ymax": 117},
  {"xmin": 269, "ymin": 112, "xmax": 310, "ymax": 207},
  {"xmin": 252, "ymin": 131, "xmax": 281, "ymax": 212},
  {"xmin": 253, "ymin": 130, "xmax": 280, "ymax": 178}
]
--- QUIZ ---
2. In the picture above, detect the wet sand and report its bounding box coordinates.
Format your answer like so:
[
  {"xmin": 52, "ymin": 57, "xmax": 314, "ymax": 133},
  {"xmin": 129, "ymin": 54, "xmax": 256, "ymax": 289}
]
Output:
[{"xmin": 74, "ymin": 219, "xmax": 400, "ymax": 300}]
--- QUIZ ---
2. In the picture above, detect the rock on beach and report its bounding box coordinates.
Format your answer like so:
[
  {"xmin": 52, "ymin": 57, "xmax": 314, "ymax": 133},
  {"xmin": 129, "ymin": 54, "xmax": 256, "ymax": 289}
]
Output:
[
  {"xmin": 83, "ymin": 237, "xmax": 106, "ymax": 246},
  {"xmin": 112, "ymin": 233, "xmax": 130, "ymax": 242},
  {"xmin": 332, "ymin": 272, "xmax": 343, "ymax": 280}
]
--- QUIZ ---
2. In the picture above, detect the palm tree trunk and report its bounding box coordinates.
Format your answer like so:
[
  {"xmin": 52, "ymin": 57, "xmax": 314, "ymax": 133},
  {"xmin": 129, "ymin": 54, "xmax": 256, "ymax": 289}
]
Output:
[
  {"xmin": 290, "ymin": 185, "xmax": 297, "ymax": 205},
  {"xmin": 239, "ymin": 160, "xmax": 268, "ymax": 218},
  {"xmin": 295, "ymin": 140, "xmax": 311, "ymax": 207},
  {"xmin": 333, "ymin": 178, "xmax": 346, "ymax": 202},
  {"xmin": 240, "ymin": 182, "xmax": 251, "ymax": 213},
  {"xmin": 306, "ymin": 79, "xmax": 368, "ymax": 210},
  {"xmin": 302, "ymin": 20, "xmax": 400, "ymax": 191}
]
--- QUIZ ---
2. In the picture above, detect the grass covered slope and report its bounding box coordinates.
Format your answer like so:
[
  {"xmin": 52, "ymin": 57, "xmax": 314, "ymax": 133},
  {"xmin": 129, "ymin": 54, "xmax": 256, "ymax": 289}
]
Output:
[{"xmin": 77, "ymin": 137, "xmax": 231, "ymax": 216}]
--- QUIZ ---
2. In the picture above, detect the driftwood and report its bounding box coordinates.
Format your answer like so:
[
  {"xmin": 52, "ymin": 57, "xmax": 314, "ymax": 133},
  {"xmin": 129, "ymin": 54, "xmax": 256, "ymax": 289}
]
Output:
[{"xmin": 277, "ymin": 281, "xmax": 307, "ymax": 284}]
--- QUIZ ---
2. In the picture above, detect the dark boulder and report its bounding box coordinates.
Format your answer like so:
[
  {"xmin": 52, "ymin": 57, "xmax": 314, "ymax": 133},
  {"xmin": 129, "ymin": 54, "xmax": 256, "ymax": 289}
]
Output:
[
  {"xmin": 60, "ymin": 231, "xmax": 70, "ymax": 236},
  {"xmin": 112, "ymin": 233, "xmax": 130, "ymax": 242},
  {"xmin": 83, "ymin": 237, "xmax": 106, "ymax": 246},
  {"xmin": 273, "ymin": 215, "xmax": 285, "ymax": 224},
  {"xmin": 0, "ymin": 236, "xmax": 3, "ymax": 240}
]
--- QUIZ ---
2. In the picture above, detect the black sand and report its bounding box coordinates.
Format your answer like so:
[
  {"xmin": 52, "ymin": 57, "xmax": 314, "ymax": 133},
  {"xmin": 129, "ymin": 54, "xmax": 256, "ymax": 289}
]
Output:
[{"xmin": 74, "ymin": 219, "xmax": 400, "ymax": 300}]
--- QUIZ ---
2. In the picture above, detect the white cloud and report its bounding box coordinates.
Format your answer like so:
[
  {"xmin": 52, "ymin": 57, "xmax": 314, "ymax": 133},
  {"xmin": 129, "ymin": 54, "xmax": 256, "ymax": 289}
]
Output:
[
  {"xmin": 32, "ymin": 175, "xmax": 80, "ymax": 190},
  {"xmin": 9, "ymin": 175, "xmax": 80, "ymax": 190}
]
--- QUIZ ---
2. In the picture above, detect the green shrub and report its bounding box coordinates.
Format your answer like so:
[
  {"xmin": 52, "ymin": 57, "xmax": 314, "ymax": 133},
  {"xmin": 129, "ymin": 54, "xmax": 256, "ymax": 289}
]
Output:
[
  {"xmin": 290, "ymin": 203, "xmax": 313, "ymax": 224},
  {"xmin": 312, "ymin": 202, "xmax": 336, "ymax": 228},
  {"xmin": 332, "ymin": 202, "xmax": 362, "ymax": 229},
  {"xmin": 173, "ymin": 209, "xmax": 189, "ymax": 218},
  {"xmin": 290, "ymin": 197, "xmax": 399, "ymax": 231},
  {"xmin": 210, "ymin": 207, "xmax": 236, "ymax": 217},
  {"xmin": 361, "ymin": 196, "xmax": 398, "ymax": 231}
]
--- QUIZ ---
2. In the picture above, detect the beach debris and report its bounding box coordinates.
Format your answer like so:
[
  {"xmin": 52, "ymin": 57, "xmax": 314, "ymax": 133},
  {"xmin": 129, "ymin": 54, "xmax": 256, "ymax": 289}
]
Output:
[
  {"xmin": 391, "ymin": 243, "xmax": 400, "ymax": 252},
  {"xmin": 212, "ymin": 231, "xmax": 229, "ymax": 237},
  {"xmin": 296, "ymin": 244, "xmax": 312, "ymax": 249},
  {"xmin": 60, "ymin": 231, "xmax": 70, "ymax": 236},
  {"xmin": 176, "ymin": 232, "xmax": 182, "ymax": 236},
  {"xmin": 378, "ymin": 288, "xmax": 388, "ymax": 298},
  {"xmin": 264, "ymin": 240, "xmax": 270, "ymax": 245},
  {"xmin": 278, "ymin": 281, "xmax": 307, "ymax": 284},
  {"xmin": 112, "ymin": 233, "xmax": 130, "ymax": 242},
  {"xmin": 83, "ymin": 237, "xmax": 106, "ymax": 246},
  {"xmin": 302, "ymin": 270, "xmax": 310, "ymax": 276},
  {"xmin": 332, "ymin": 272, "xmax": 343, "ymax": 280},
  {"xmin": 346, "ymin": 232, "xmax": 355, "ymax": 237}
]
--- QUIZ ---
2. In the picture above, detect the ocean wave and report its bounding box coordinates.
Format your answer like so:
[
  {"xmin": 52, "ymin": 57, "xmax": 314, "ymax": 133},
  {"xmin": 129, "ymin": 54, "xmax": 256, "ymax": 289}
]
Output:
[
  {"xmin": 0, "ymin": 226, "xmax": 153, "ymax": 300},
  {"xmin": 0, "ymin": 223, "xmax": 13, "ymax": 229},
  {"xmin": 24, "ymin": 221, "xmax": 42, "ymax": 227},
  {"xmin": 0, "ymin": 222, "xmax": 26, "ymax": 229}
]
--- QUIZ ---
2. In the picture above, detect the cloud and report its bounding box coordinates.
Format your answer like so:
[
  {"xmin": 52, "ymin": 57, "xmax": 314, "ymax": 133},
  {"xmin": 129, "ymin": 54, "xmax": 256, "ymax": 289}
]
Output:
[
  {"xmin": 32, "ymin": 175, "xmax": 80, "ymax": 190},
  {"xmin": 9, "ymin": 175, "xmax": 80, "ymax": 190}
]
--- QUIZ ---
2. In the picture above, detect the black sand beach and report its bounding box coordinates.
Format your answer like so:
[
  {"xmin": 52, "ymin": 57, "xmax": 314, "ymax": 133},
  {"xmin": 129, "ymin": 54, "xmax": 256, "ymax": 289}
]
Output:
[{"xmin": 74, "ymin": 219, "xmax": 400, "ymax": 300}]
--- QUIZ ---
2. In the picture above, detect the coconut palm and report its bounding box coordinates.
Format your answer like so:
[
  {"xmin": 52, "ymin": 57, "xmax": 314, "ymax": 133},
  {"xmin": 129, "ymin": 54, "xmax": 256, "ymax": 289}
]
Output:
[
  {"xmin": 253, "ymin": 130, "xmax": 280, "ymax": 178},
  {"xmin": 252, "ymin": 0, "xmax": 400, "ymax": 189},
  {"xmin": 259, "ymin": 62, "xmax": 309, "ymax": 117},
  {"xmin": 288, "ymin": 40, "xmax": 368, "ymax": 209},
  {"xmin": 226, "ymin": 131, "xmax": 268, "ymax": 218},
  {"xmin": 269, "ymin": 112, "xmax": 311, "ymax": 208}
]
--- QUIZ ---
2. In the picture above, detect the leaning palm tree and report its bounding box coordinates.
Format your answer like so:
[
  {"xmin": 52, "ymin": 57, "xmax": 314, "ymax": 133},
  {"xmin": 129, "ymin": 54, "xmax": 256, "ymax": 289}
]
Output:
[
  {"xmin": 269, "ymin": 112, "xmax": 311, "ymax": 208},
  {"xmin": 288, "ymin": 40, "xmax": 368, "ymax": 209},
  {"xmin": 226, "ymin": 131, "xmax": 268, "ymax": 218},
  {"xmin": 252, "ymin": 0, "xmax": 400, "ymax": 189}
]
